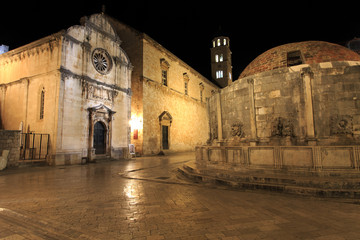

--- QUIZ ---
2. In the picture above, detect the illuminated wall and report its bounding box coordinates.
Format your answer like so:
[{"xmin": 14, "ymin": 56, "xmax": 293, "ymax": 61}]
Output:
[
  {"xmin": 109, "ymin": 18, "xmax": 219, "ymax": 155},
  {"xmin": 0, "ymin": 14, "xmax": 132, "ymax": 165}
]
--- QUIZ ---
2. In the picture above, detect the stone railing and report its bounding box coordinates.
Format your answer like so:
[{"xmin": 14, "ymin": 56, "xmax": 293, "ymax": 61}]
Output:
[{"xmin": 196, "ymin": 145, "xmax": 360, "ymax": 173}]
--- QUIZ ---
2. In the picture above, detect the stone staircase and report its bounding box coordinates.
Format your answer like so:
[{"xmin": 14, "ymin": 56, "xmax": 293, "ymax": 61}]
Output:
[{"xmin": 177, "ymin": 162, "xmax": 360, "ymax": 199}]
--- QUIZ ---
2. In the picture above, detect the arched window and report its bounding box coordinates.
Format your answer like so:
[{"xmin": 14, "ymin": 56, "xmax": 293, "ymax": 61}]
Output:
[
  {"xmin": 40, "ymin": 89, "xmax": 45, "ymax": 120},
  {"xmin": 219, "ymin": 54, "xmax": 223, "ymax": 62},
  {"xmin": 217, "ymin": 39, "xmax": 221, "ymax": 46},
  {"xmin": 215, "ymin": 54, "xmax": 219, "ymax": 62},
  {"xmin": 216, "ymin": 70, "xmax": 223, "ymax": 79}
]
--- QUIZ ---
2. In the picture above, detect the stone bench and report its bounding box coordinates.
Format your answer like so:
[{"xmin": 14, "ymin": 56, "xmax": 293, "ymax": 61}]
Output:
[{"xmin": 0, "ymin": 150, "xmax": 9, "ymax": 170}]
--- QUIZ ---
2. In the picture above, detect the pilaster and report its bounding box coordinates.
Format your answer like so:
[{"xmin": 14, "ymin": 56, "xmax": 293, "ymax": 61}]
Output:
[{"xmin": 301, "ymin": 67, "xmax": 316, "ymax": 145}]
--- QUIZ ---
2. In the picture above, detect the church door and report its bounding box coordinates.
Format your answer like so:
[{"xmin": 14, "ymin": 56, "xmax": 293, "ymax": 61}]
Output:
[
  {"xmin": 94, "ymin": 121, "xmax": 106, "ymax": 154},
  {"xmin": 162, "ymin": 125, "xmax": 169, "ymax": 150}
]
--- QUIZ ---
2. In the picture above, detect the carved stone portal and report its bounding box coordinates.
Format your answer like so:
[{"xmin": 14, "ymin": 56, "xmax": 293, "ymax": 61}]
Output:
[{"xmin": 87, "ymin": 104, "xmax": 116, "ymax": 161}]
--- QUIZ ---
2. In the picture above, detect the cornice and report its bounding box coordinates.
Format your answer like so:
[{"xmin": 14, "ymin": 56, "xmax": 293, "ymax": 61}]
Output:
[
  {"xmin": 60, "ymin": 67, "xmax": 131, "ymax": 96},
  {"xmin": 0, "ymin": 31, "xmax": 64, "ymax": 61}
]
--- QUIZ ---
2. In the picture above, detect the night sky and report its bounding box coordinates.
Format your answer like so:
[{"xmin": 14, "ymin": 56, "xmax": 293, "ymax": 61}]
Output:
[{"xmin": 1, "ymin": 0, "xmax": 359, "ymax": 81}]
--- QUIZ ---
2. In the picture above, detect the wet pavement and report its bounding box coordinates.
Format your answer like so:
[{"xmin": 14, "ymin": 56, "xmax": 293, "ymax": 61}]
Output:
[{"xmin": 1, "ymin": 152, "xmax": 360, "ymax": 240}]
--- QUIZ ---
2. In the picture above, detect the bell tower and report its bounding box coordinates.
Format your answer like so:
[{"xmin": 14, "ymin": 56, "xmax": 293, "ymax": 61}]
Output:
[{"xmin": 210, "ymin": 36, "xmax": 232, "ymax": 88}]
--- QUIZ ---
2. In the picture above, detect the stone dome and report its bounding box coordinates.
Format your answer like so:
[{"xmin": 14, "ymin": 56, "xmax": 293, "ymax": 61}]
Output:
[{"xmin": 239, "ymin": 41, "xmax": 360, "ymax": 78}]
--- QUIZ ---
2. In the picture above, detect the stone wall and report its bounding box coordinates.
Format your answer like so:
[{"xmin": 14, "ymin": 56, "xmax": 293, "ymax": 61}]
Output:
[
  {"xmin": 141, "ymin": 36, "xmax": 218, "ymax": 155},
  {"xmin": 0, "ymin": 32, "xmax": 63, "ymax": 158},
  {"xmin": 0, "ymin": 130, "xmax": 20, "ymax": 167},
  {"xmin": 109, "ymin": 19, "xmax": 219, "ymax": 155},
  {"xmin": 209, "ymin": 61, "xmax": 360, "ymax": 146},
  {"xmin": 143, "ymin": 79, "xmax": 210, "ymax": 155},
  {"xmin": 107, "ymin": 18, "xmax": 145, "ymax": 154}
]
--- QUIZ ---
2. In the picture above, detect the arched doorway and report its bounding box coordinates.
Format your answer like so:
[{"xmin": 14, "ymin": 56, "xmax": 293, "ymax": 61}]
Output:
[
  {"xmin": 159, "ymin": 111, "xmax": 172, "ymax": 151},
  {"xmin": 94, "ymin": 121, "xmax": 106, "ymax": 154}
]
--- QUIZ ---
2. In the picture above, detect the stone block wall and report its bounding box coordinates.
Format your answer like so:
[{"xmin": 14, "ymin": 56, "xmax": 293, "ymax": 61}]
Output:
[
  {"xmin": 208, "ymin": 61, "xmax": 360, "ymax": 146},
  {"xmin": 143, "ymin": 79, "xmax": 210, "ymax": 155},
  {"xmin": 0, "ymin": 130, "xmax": 20, "ymax": 167},
  {"xmin": 312, "ymin": 64, "xmax": 360, "ymax": 144}
]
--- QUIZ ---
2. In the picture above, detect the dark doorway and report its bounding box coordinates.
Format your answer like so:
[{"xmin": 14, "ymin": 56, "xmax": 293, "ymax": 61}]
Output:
[
  {"xmin": 94, "ymin": 121, "xmax": 106, "ymax": 154},
  {"xmin": 162, "ymin": 125, "xmax": 169, "ymax": 150}
]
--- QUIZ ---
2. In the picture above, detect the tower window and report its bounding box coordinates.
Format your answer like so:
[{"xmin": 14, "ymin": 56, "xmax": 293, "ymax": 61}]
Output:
[
  {"xmin": 217, "ymin": 39, "xmax": 221, "ymax": 46},
  {"xmin": 219, "ymin": 54, "xmax": 223, "ymax": 62},
  {"xmin": 40, "ymin": 89, "xmax": 45, "ymax": 120},
  {"xmin": 287, "ymin": 50, "xmax": 303, "ymax": 67},
  {"xmin": 213, "ymin": 41, "xmax": 215, "ymax": 48},
  {"xmin": 216, "ymin": 70, "xmax": 223, "ymax": 79},
  {"xmin": 223, "ymin": 39, "xmax": 227, "ymax": 45},
  {"xmin": 215, "ymin": 54, "xmax": 219, "ymax": 63}
]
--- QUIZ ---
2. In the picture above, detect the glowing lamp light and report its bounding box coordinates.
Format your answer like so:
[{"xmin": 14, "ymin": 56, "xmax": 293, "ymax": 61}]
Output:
[
  {"xmin": 129, "ymin": 116, "xmax": 143, "ymax": 130},
  {"xmin": 129, "ymin": 116, "xmax": 143, "ymax": 140}
]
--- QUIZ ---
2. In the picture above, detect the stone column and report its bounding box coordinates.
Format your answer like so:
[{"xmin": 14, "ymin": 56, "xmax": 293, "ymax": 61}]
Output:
[
  {"xmin": 216, "ymin": 90, "xmax": 223, "ymax": 142},
  {"xmin": 81, "ymin": 41, "xmax": 91, "ymax": 76},
  {"xmin": 87, "ymin": 109, "xmax": 96, "ymax": 162},
  {"xmin": 301, "ymin": 68, "xmax": 316, "ymax": 145},
  {"xmin": 247, "ymin": 78, "xmax": 257, "ymax": 146}
]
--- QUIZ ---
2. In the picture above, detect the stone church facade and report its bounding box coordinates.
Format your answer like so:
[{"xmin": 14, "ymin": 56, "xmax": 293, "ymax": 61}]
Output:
[
  {"xmin": 0, "ymin": 13, "xmax": 218, "ymax": 165},
  {"xmin": 0, "ymin": 14, "xmax": 133, "ymax": 165}
]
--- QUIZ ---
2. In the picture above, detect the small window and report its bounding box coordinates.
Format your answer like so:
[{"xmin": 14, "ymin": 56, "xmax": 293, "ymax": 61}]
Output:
[
  {"xmin": 199, "ymin": 83, "xmax": 204, "ymax": 102},
  {"xmin": 183, "ymin": 73, "xmax": 190, "ymax": 95},
  {"xmin": 217, "ymin": 39, "xmax": 221, "ymax": 46},
  {"xmin": 287, "ymin": 50, "xmax": 303, "ymax": 67},
  {"xmin": 213, "ymin": 41, "xmax": 215, "ymax": 48},
  {"xmin": 215, "ymin": 54, "xmax": 219, "ymax": 62},
  {"xmin": 40, "ymin": 90, "xmax": 45, "ymax": 120},
  {"xmin": 219, "ymin": 54, "xmax": 223, "ymax": 62},
  {"xmin": 162, "ymin": 70, "xmax": 167, "ymax": 86},
  {"xmin": 223, "ymin": 39, "xmax": 227, "ymax": 45},
  {"xmin": 216, "ymin": 70, "xmax": 223, "ymax": 79},
  {"xmin": 160, "ymin": 58, "xmax": 170, "ymax": 86}
]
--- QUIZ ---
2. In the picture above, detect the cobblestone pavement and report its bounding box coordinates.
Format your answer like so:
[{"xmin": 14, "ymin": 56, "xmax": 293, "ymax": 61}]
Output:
[{"xmin": 1, "ymin": 152, "xmax": 360, "ymax": 240}]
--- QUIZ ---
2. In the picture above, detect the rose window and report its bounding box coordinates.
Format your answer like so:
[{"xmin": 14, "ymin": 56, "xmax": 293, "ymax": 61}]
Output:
[{"xmin": 92, "ymin": 48, "xmax": 112, "ymax": 74}]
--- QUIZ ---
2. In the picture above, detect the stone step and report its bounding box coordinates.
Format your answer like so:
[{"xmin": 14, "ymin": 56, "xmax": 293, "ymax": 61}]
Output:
[
  {"xmin": 183, "ymin": 163, "xmax": 360, "ymax": 189},
  {"xmin": 17, "ymin": 160, "xmax": 48, "ymax": 168},
  {"xmin": 178, "ymin": 164, "xmax": 360, "ymax": 199}
]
